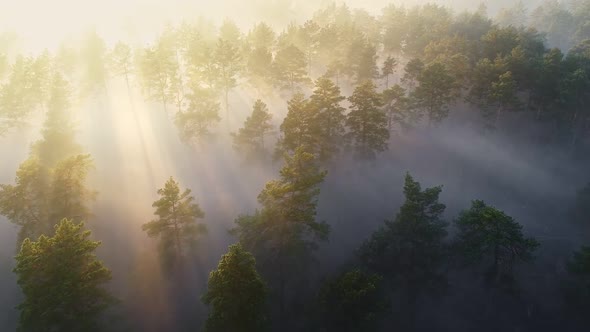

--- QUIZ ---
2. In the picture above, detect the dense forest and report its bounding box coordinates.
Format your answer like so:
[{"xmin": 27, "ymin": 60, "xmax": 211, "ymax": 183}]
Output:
[{"xmin": 1, "ymin": 0, "xmax": 590, "ymax": 331}]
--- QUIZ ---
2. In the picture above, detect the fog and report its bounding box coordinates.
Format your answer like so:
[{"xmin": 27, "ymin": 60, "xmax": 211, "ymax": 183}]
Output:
[
  {"xmin": 0, "ymin": 0, "xmax": 589, "ymax": 331},
  {"xmin": 0, "ymin": 0, "xmax": 549, "ymax": 53}
]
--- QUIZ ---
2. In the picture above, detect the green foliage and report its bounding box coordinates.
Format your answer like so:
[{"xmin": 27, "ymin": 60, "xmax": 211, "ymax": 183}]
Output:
[
  {"xmin": 203, "ymin": 243, "xmax": 268, "ymax": 332},
  {"xmin": 232, "ymin": 99, "xmax": 273, "ymax": 158},
  {"xmin": 272, "ymin": 44, "xmax": 310, "ymax": 91},
  {"xmin": 219, "ymin": 19, "xmax": 242, "ymax": 46},
  {"xmin": 0, "ymin": 71, "xmax": 94, "ymax": 246},
  {"xmin": 359, "ymin": 173, "xmax": 448, "ymax": 325},
  {"xmin": 319, "ymin": 269, "xmax": 387, "ymax": 332},
  {"xmin": 381, "ymin": 4, "xmax": 408, "ymax": 54},
  {"xmin": 346, "ymin": 38, "xmax": 378, "ymax": 84},
  {"xmin": 275, "ymin": 93, "xmax": 318, "ymax": 158},
  {"xmin": 411, "ymin": 62, "xmax": 457, "ymax": 124},
  {"xmin": 14, "ymin": 219, "xmax": 116, "ymax": 332},
  {"xmin": 143, "ymin": 177, "xmax": 207, "ymax": 271},
  {"xmin": 234, "ymin": 147, "xmax": 329, "ymax": 256},
  {"xmin": 454, "ymin": 200, "xmax": 539, "ymax": 283},
  {"xmin": 310, "ymin": 75, "xmax": 346, "ymax": 162},
  {"xmin": 233, "ymin": 147, "xmax": 329, "ymax": 315},
  {"xmin": 346, "ymin": 80, "xmax": 389, "ymax": 160},
  {"xmin": 249, "ymin": 22, "xmax": 276, "ymax": 50},
  {"xmin": 0, "ymin": 154, "xmax": 95, "ymax": 246},
  {"xmin": 175, "ymin": 87, "xmax": 221, "ymax": 144},
  {"xmin": 382, "ymin": 84, "xmax": 410, "ymax": 130},
  {"xmin": 215, "ymin": 38, "xmax": 241, "ymax": 117},
  {"xmin": 401, "ymin": 58, "xmax": 424, "ymax": 92},
  {"xmin": 137, "ymin": 36, "xmax": 180, "ymax": 111},
  {"xmin": 381, "ymin": 55, "xmax": 397, "ymax": 88},
  {"xmin": 32, "ymin": 73, "xmax": 81, "ymax": 167},
  {"xmin": 0, "ymin": 56, "xmax": 38, "ymax": 133},
  {"xmin": 246, "ymin": 46, "xmax": 273, "ymax": 88}
]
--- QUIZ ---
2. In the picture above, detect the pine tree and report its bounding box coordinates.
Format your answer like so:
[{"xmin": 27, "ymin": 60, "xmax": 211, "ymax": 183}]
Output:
[
  {"xmin": 14, "ymin": 219, "xmax": 116, "ymax": 332},
  {"xmin": 309, "ymin": 76, "xmax": 346, "ymax": 162},
  {"xmin": 355, "ymin": 43, "xmax": 379, "ymax": 85},
  {"xmin": 300, "ymin": 20, "xmax": 320, "ymax": 76},
  {"xmin": 412, "ymin": 62, "xmax": 456, "ymax": 124},
  {"xmin": 275, "ymin": 93, "xmax": 318, "ymax": 158},
  {"xmin": 215, "ymin": 38, "xmax": 241, "ymax": 127},
  {"xmin": 233, "ymin": 147, "xmax": 329, "ymax": 323},
  {"xmin": 319, "ymin": 269, "xmax": 387, "ymax": 332},
  {"xmin": 232, "ymin": 99, "xmax": 273, "ymax": 158},
  {"xmin": 454, "ymin": 200, "xmax": 539, "ymax": 284},
  {"xmin": 272, "ymin": 44, "xmax": 310, "ymax": 91},
  {"xmin": 382, "ymin": 84, "xmax": 409, "ymax": 131},
  {"xmin": 108, "ymin": 42, "xmax": 134, "ymax": 99},
  {"xmin": 175, "ymin": 87, "xmax": 221, "ymax": 144},
  {"xmin": 247, "ymin": 46, "xmax": 274, "ymax": 89},
  {"xmin": 137, "ymin": 39, "xmax": 179, "ymax": 113},
  {"xmin": 0, "ymin": 56, "xmax": 36, "ymax": 133},
  {"xmin": 142, "ymin": 177, "xmax": 207, "ymax": 271},
  {"xmin": 219, "ymin": 19, "xmax": 242, "ymax": 47},
  {"xmin": 32, "ymin": 73, "xmax": 81, "ymax": 167},
  {"xmin": 401, "ymin": 58, "xmax": 424, "ymax": 92},
  {"xmin": 203, "ymin": 243, "xmax": 268, "ymax": 332},
  {"xmin": 346, "ymin": 81, "xmax": 389, "ymax": 160},
  {"xmin": 249, "ymin": 22, "xmax": 276, "ymax": 50},
  {"xmin": 381, "ymin": 55, "xmax": 398, "ymax": 88},
  {"xmin": 359, "ymin": 173, "xmax": 448, "ymax": 330},
  {"xmin": 0, "ymin": 75, "xmax": 94, "ymax": 246}
]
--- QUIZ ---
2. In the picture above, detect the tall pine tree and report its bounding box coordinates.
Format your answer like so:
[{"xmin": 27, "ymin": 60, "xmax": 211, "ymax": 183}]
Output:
[{"xmin": 346, "ymin": 81, "xmax": 389, "ymax": 160}]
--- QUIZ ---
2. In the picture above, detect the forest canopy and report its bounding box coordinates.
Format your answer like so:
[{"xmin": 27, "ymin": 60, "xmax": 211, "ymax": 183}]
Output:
[{"xmin": 0, "ymin": 1, "xmax": 590, "ymax": 332}]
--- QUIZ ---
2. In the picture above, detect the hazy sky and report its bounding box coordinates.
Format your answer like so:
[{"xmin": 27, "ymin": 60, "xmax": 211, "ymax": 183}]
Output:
[{"xmin": 0, "ymin": 0, "xmax": 544, "ymax": 53}]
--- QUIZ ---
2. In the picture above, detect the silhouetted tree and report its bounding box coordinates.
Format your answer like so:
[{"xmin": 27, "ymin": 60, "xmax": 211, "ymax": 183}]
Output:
[
  {"xmin": 454, "ymin": 200, "xmax": 539, "ymax": 284},
  {"xmin": 359, "ymin": 173, "xmax": 448, "ymax": 330},
  {"xmin": 319, "ymin": 269, "xmax": 387, "ymax": 332},
  {"xmin": 233, "ymin": 147, "xmax": 329, "ymax": 324}
]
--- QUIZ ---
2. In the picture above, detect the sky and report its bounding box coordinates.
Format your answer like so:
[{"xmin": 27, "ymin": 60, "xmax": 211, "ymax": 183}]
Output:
[
  {"xmin": 0, "ymin": 0, "xmax": 539, "ymax": 52},
  {"xmin": 0, "ymin": 0, "xmax": 544, "ymax": 53}
]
